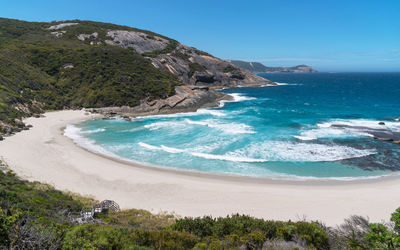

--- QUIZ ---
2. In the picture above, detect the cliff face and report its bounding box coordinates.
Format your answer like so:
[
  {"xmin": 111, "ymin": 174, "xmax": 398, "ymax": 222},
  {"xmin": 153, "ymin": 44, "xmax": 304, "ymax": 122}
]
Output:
[
  {"xmin": 230, "ymin": 60, "xmax": 318, "ymax": 73},
  {"xmin": 98, "ymin": 30, "xmax": 270, "ymax": 87},
  {"xmin": 0, "ymin": 18, "xmax": 274, "ymax": 135}
]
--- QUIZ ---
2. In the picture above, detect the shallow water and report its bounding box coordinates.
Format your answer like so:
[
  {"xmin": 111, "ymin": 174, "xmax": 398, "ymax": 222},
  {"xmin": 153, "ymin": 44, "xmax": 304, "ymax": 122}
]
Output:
[{"xmin": 65, "ymin": 73, "xmax": 400, "ymax": 180}]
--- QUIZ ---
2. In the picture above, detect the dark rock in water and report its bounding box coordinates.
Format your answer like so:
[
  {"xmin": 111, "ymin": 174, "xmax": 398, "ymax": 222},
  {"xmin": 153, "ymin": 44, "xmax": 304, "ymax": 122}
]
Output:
[
  {"xmin": 379, "ymin": 122, "xmax": 385, "ymax": 125},
  {"xmin": 123, "ymin": 117, "xmax": 132, "ymax": 122},
  {"xmin": 22, "ymin": 127, "xmax": 29, "ymax": 130},
  {"xmin": 0, "ymin": 135, "xmax": 3, "ymax": 141},
  {"xmin": 380, "ymin": 138, "xmax": 394, "ymax": 142},
  {"xmin": 27, "ymin": 124, "xmax": 33, "ymax": 128},
  {"xmin": 33, "ymin": 114, "xmax": 40, "ymax": 118}
]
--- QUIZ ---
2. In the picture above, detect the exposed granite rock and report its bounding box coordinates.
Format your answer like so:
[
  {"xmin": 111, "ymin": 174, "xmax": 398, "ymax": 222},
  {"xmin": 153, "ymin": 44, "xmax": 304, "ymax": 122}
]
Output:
[
  {"xmin": 48, "ymin": 22, "xmax": 78, "ymax": 30},
  {"xmin": 90, "ymin": 85, "xmax": 230, "ymax": 117},
  {"xmin": 105, "ymin": 30, "xmax": 169, "ymax": 53},
  {"xmin": 77, "ymin": 32, "xmax": 98, "ymax": 41},
  {"xmin": 146, "ymin": 45, "xmax": 272, "ymax": 87},
  {"xmin": 50, "ymin": 30, "xmax": 66, "ymax": 37}
]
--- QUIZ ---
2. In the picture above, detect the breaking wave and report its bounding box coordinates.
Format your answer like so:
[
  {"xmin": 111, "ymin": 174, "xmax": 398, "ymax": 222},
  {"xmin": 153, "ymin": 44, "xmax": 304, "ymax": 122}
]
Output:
[{"xmin": 294, "ymin": 119, "xmax": 400, "ymax": 141}]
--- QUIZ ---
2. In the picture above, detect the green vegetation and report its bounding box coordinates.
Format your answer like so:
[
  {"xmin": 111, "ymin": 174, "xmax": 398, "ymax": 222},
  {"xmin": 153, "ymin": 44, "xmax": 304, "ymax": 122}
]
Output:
[
  {"xmin": 223, "ymin": 65, "xmax": 237, "ymax": 73},
  {"xmin": 0, "ymin": 18, "xmax": 181, "ymax": 132},
  {"xmin": 2, "ymin": 159, "xmax": 400, "ymax": 249},
  {"xmin": 142, "ymin": 40, "xmax": 179, "ymax": 58},
  {"xmin": 188, "ymin": 62, "xmax": 206, "ymax": 77}
]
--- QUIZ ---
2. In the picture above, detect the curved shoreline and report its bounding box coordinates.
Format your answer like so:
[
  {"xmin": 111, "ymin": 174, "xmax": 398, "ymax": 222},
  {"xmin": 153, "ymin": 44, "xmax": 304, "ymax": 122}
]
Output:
[
  {"xmin": 1, "ymin": 110, "xmax": 400, "ymax": 226},
  {"xmin": 65, "ymin": 121, "xmax": 400, "ymax": 186}
]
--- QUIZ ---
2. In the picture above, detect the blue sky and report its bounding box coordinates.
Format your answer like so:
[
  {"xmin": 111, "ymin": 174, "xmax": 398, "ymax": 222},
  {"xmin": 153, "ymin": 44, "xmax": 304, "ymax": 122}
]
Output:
[{"xmin": 1, "ymin": 0, "xmax": 399, "ymax": 72}]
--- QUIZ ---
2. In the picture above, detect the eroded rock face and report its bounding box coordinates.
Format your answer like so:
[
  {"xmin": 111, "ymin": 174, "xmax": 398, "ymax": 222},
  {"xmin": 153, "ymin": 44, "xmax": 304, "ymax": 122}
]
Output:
[
  {"xmin": 92, "ymin": 85, "xmax": 229, "ymax": 117},
  {"xmin": 146, "ymin": 44, "xmax": 272, "ymax": 87},
  {"xmin": 48, "ymin": 23, "xmax": 78, "ymax": 30},
  {"xmin": 105, "ymin": 30, "xmax": 169, "ymax": 54},
  {"xmin": 50, "ymin": 31, "xmax": 66, "ymax": 37},
  {"xmin": 77, "ymin": 32, "xmax": 98, "ymax": 41}
]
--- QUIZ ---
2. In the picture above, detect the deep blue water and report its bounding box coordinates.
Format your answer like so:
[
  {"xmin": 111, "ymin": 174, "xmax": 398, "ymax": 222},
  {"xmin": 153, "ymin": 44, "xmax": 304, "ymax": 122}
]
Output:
[{"xmin": 65, "ymin": 73, "xmax": 400, "ymax": 180}]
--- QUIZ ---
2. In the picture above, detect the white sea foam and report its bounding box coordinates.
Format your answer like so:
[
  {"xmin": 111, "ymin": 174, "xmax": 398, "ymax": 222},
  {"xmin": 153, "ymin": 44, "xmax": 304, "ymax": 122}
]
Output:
[
  {"xmin": 138, "ymin": 142, "xmax": 161, "ymax": 150},
  {"xmin": 138, "ymin": 142, "xmax": 265, "ymax": 162},
  {"xmin": 196, "ymin": 109, "xmax": 226, "ymax": 117},
  {"xmin": 229, "ymin": 93, "xmax": 257, "ymax": 102},
  {"xmin": 144, "ymin": 121, "xmax": 187, "ymax": 130},
  {"xmin": 294, "ymin": 127, "xmax": 360, "ymax": 141},
  {"xmin": 294, "ymin": 118, "xmax": 400, "ymax": 141},
  {"xmin": 317, "ymin": 119, "xmax": 400, "ymax": 131},
  {"xmin": 232, "ymin": 141, "xmax": 375, "ymax": 162},
  {"xmin": 219, "ymin": 93, "xmax": 256, "ymax": 107},
  {"xmin": 64, "ymin": 125, "xmax": 117, "ymax": 157},
  {"xmin": 136, "ymin": 139, "xmax": 372, "ymax": 163},
  {"xmin": 262, "ymin": 82, "xmax": 302, "ymax": 87},
  {"xmin": 184, "ymin": 119, "xmax": 255, "ymax": 134},
  {"xmin": 191, "ymin": 152, "xmax": 267, "ymax": 162},
  {"xmin": 138, "ymin": 108, "xmax": 225, "ymax": 120},
  {"xmin": 160, "ymin": 145, "xmax": 185, "ymax": 153},
  {"xmin": 138, "ymin": 142, "xmax": 185, "ymax": 154},
  {"xmin": 80, "ymin": 128, "xmax": 105, "ymax": 134}
]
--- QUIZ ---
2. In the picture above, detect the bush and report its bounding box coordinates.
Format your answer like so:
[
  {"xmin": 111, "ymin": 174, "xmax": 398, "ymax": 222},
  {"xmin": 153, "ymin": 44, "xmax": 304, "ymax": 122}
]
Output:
[
  {"xmin": 171, "ymin": 214, "xmax": 329, "ymax": 249},
  {"xmin": 62, "ymin": 224, "xmax": 199, "ymax": 250}
]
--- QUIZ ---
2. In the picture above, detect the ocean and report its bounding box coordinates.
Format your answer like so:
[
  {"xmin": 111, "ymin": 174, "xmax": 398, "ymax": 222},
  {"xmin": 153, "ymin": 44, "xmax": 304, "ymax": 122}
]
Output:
[{"xmin": 65, "ymin": 73, "xmax": 400, "ymax": 180}]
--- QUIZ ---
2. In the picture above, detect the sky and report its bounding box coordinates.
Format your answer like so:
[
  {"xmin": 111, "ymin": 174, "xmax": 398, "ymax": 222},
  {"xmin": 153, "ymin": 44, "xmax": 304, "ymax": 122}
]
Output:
[{"xmin": 1, "ymin": 0, "xmax": 399, "ymax": 72}]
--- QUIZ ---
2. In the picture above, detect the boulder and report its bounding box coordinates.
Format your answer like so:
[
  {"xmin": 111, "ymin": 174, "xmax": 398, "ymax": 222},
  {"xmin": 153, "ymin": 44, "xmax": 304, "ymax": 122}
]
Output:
[
  {"xmin": 0, "ymin": 135, "xmax": 3, "ymax": 141},
  {"xmin": 379, "ymin": 122, "xmax": 385, "ymax": 125},
  {"xmin": 123, "ymin": 116, "xmax": 132, "ymax": 122}
]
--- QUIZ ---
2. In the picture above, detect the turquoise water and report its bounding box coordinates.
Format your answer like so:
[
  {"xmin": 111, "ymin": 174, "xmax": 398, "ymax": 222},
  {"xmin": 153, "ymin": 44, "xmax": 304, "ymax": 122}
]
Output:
[{"xmin": 65, "ymin": 73, "xmax": 400, "ymax": 180}]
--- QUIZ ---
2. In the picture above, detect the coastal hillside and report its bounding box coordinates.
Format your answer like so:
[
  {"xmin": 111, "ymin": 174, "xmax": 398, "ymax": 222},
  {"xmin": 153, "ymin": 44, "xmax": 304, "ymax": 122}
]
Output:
[
  {"xmin": 230, "ymin": 60, "xmax": 318, "ymax": 73},
  {"xmin": 0, "ymin": 18, "xmax": 271, "ymax": 135},
  {"xmin": 1, "ymin": 161, "xmax": 400, "ymax": 249}
]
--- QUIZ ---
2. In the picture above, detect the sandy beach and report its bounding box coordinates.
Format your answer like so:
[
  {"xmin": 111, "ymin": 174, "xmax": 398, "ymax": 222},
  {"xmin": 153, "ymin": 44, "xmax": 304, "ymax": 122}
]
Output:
[{"xmin": 0, "ymin": 110, "xmax": 399, "ymax": 226}]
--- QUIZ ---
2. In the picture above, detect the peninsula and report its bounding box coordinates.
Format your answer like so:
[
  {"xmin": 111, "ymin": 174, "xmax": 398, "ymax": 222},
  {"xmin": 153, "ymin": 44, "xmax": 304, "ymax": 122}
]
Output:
[{"xmin": 230, "ymin": 60, "xmax": 318, "ymax": 73}]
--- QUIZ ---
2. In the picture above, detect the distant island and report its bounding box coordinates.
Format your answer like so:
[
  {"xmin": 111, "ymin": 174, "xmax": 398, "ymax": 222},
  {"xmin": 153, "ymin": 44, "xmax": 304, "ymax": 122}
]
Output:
[{"xmin": 230, "ymin": 60, "xmax": 318, "ymax": 73}]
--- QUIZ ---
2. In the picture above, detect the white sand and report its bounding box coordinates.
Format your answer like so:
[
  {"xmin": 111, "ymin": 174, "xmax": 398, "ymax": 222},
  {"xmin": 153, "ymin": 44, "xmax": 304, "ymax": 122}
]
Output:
[{"xmin": 1, "ymin": 110, "xmax": 399, "ymax": 226}]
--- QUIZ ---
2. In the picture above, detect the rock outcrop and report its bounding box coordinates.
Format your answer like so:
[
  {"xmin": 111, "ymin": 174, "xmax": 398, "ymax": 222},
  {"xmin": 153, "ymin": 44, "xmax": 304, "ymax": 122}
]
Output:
[{"xmin": 91, "ymin": 85, "xmax": 230, "ymax": 117}]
